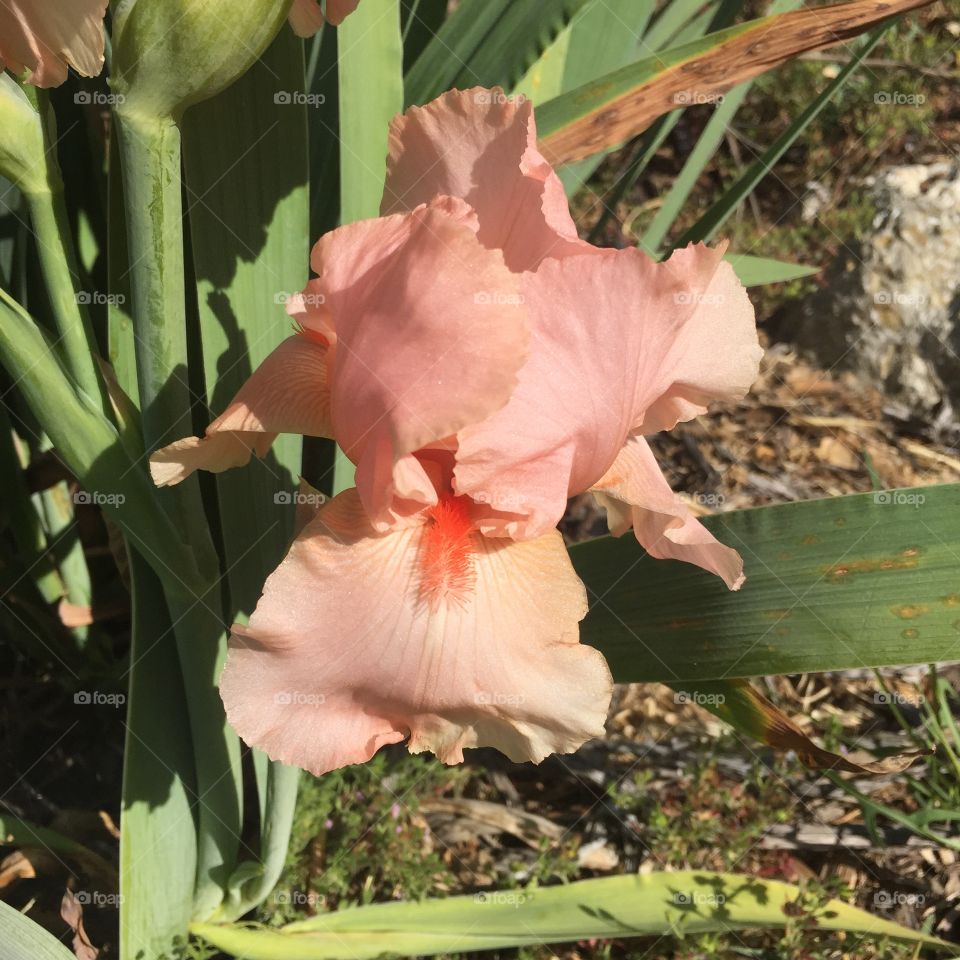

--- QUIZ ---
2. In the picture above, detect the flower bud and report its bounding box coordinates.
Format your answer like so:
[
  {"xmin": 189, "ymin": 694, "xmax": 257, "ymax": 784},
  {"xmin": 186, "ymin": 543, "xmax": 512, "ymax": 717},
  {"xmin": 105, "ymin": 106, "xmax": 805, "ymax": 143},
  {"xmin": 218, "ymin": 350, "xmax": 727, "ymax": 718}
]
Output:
[{"xmin": 111, "ymin": 0, "xmax": 292, "ymax": 120}]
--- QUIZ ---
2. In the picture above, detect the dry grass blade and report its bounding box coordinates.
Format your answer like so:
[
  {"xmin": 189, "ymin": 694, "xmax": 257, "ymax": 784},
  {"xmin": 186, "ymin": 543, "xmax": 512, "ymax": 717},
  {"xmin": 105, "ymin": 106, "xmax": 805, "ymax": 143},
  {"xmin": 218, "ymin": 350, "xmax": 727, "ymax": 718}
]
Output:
[{"xmin": 698, "ymin": 679, "xmax": 932, "ymax": 774}]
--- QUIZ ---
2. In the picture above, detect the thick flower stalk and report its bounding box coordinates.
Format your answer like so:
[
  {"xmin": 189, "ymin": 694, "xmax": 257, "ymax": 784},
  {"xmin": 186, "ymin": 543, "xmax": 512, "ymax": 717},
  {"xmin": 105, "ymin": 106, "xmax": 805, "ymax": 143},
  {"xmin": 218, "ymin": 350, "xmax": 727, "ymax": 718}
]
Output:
[{"xmin": 151, "ymin": 87, "xmax": 762, "ymax": 777}]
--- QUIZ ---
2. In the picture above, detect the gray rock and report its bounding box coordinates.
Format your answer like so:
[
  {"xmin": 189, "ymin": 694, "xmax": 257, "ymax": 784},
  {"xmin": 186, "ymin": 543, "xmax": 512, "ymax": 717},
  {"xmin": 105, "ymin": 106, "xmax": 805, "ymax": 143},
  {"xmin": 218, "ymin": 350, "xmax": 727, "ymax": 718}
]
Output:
[{"xmin": 776, "ymin": 161, "xmax": 960, "ymax": 428}]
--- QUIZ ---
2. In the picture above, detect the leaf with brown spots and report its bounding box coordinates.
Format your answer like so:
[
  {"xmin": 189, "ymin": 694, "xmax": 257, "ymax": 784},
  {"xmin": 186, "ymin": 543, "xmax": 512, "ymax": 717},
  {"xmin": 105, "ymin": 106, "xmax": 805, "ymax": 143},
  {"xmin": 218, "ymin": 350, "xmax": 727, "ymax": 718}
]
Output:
[{"xmin": 537, "ymin": 0, "xmax": 937, "ymax": 166}]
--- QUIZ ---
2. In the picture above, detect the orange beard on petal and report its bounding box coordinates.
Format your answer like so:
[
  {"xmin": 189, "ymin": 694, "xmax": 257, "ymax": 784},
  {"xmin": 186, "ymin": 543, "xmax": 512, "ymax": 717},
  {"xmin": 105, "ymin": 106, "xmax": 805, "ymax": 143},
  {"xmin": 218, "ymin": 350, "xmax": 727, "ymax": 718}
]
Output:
[{"xmin": 419, "ymin": 495, "xmax": 476, "ymax": 608}]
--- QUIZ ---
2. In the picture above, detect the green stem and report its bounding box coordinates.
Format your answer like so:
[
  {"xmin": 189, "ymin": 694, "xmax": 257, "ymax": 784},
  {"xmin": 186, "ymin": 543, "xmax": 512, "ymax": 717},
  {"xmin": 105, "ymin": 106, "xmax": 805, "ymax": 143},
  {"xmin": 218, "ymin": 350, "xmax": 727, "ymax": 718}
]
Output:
[
  {"xmin": 223, "ymin": 757, "xmax": 299, "ymax": 920},
  {"xmin": 25, "ymin": 185, "xmax": 108, "ymax": 411},
  {"xmin": 112, "ymin": 112, "xmax": 191, "ymax": 447},
  {"xmin": 121, "ymin": 550, "xmax": 197, "ymax": 960},
  {"xmin": 163, "ymin": 587, "xmax": 244, "ymax": 919},
  {"xmin": 0, "ymin": 289, "xmax": 197, "ymax": 579},
  {"xmin": 114, "ymin": 107, "xmax": 242, "ymax": 919}
]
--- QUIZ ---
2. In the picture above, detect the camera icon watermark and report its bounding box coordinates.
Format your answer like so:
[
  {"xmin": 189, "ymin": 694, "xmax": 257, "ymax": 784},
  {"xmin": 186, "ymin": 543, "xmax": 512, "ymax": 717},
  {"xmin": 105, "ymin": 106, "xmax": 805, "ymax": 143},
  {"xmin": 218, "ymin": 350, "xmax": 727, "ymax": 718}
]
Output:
[
  {"xmin": 274, "ymin": 91, "xmax": 326, "ymax": 107},
  {"xmin": 873, "ymin": 490, "xmax": 925, "ymax": 508},
  {"xmin": 275, "ymin": 890, "xmax": 324, "ymax": 907},
  {"xmin": 74, "ymin": 491, "xmax": 126, "ymax": 507},
  {"xmin": 674, "ymin": 291, "xmax": 726, "ymax": 305},
  {"xmin": 685, "ymin": 492, "xmax": 725, "ymax": 508},
  {"xmin": 874, "ymin": 890, "xmax": 924, "ymax": 908},
  {"xmin": 74, "ymin": 91, "xmax": 125, "ymax": 106},
  {"xmin": 873, "ymin": 290, "xmax": 928, "ymax": 307},
  {"xmin": 673, "ymin": 690, "xmax": 726, "ymax": 707},
  {"xmin": 474, "ymin": 91, "xmax": 526, "ymax": 106},
  {"xmin": 274, "ymin": 490, "xmax": 328, "ymax": 507},
  {"xmin": 472, "ymin": 490, "xmax": 527, "ymax": 510},
  {"xmin": 873, "ymin": 690, "xmax": 923, "ymax": 707},
  {"xmin": 874, "ymin": 91, "xmax": 925, "ymax": 106},
  {"xmin": 673, "ymin": 890, "xmax": 726, "ymax": 907},
  {"xmin": 76, "ymin": 291, "xmax": 126, "ymax": 306},
  {"xmin": 75, "ymin": 891, "xmax": 123, "ymax": 907},
  {"xmin": 473, "ymin": 291, "xmax": 525, "ymax": 306},
  {"xmin": 275, "ymin": 291, "xmax": 326, "ymax": 307},
  {"xmin": 74, "ymin": 691, "xmax": 126, "ymax": 708},
  {"xmin": 673, "ymin": 91, "xmax": 725, "ymax": 106},
  {"xmin": 273, "ymin": 690, "xmax": 325, "ymax": 706},
  {"xmin": 475, "ymin": 691, "xmax": 526, "ymax": 706},
  {"xmin": 474, "ymin": 891, "xmax": 527, "ymax": 907}
]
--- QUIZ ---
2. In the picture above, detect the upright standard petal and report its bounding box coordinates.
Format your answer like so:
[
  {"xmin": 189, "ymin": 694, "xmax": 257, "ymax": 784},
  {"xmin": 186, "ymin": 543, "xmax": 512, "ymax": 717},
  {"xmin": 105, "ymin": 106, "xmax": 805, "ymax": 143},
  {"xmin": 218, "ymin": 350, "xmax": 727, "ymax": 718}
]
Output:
[
  {"xmin": 382, "ymin": 88, "xmax": 587, "ymax": 271},
  {"xmin": 311, "ymin": 200, "xmax": 529, "ymax": 528},
  {"xmin": 455, "ymin": 244, "xmax": 761, "ymax": 539},
  {"xmin": 220, "ymin": 490, "xmax": 612, "ymax": 775},
  {"xmin": 593, "ymin": 436, "xmax": 745, "ymax": 590},
  {"xmin": 0, "ymin": 0, "xmax": 107, "ymax": 87},
  {"xmin": 150, "ymin": 333, "xmax": 333, "ymax": 487}
]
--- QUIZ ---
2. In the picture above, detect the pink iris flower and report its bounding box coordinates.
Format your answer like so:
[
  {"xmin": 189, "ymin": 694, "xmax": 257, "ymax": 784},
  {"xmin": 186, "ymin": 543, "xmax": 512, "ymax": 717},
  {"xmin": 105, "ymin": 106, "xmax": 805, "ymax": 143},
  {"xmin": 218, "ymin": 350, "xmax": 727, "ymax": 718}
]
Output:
[
  {"xmin": 150, "ymin": 88, "xmax": 761, "ymax": 775},
  {"xmin": 0, "ymin": 0, "xmax": 108, "ymax": 87}
]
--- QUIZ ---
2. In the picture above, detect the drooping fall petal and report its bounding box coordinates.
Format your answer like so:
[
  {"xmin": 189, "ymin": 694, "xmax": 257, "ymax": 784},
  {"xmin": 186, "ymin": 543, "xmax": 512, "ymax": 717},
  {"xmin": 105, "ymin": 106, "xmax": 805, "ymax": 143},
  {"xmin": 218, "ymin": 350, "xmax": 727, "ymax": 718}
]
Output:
[
  {"xmin": 0, "ymin": 0, "xmax": 107, "ymax": 87},
  {"xmin": 150, "ymin": 334, "xmax": 332, "ymax": 487},
  {"xmin": 382, "ymin": 87, "xmax": 587, "ymax": 272},
  {"xmin": 309, "ymin": 200, "xmax": 529, "ymax": 528},
  {"xmin": 288, "ymin": 0, "xmax": 361, "ymax": 35},
  {"xmin": 593, "ymin": 435, "xmax": 745, "ymax": 590},
  {"xmin": 219, "ymin": 489, "xmax": 612, "ymax": 775},
  {"xmin": 455, "ymin": 244, "xmax": 760, "ymax": 540}
]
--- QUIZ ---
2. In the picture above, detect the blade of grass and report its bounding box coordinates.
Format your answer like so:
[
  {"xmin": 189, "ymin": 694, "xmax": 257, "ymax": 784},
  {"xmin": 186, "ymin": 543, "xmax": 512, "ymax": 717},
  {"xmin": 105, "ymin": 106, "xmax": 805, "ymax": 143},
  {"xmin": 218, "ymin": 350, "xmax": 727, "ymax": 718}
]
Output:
[
  {"xmin": 14, "ymin": 88, "xmax": 107, "ymax": 411},
  {"xmin": 106, "ymin": 133, "xmax": 137, "ymax": 405},
  {"xmin": 639, "ymin": 0, "xmax": 802, "ymax": 255},
  {"xmin": 0, "ymin": 404, "xmax": 64, "ymax": 606},
  {"xmin": 585, "ymin": 0, "xmax": 744, "ymax": 241},
  {"xmin": 334, "ymin": 0, "xmax": 403, "ymax": 494},
  {"xmin": 36, "ymin": 476, "xmax": 91, "ymax": 644},
  {"xmin": 514, "ymin": 0, "xmax": 656, "ymax": 196},
  {"xmin": 404, "ymin": 0, "xmax": 588, "ymax": 107},
  {"xmin": 673, "ymin": 25, "xmax": 889, "ymax": 246},
  {"xmin": 643, "ymin": 0, "xmax": 719, "ymax": 51},
  {"xmin": 724, "ymin": 252, "xmax": 820, "ymax": 286}
]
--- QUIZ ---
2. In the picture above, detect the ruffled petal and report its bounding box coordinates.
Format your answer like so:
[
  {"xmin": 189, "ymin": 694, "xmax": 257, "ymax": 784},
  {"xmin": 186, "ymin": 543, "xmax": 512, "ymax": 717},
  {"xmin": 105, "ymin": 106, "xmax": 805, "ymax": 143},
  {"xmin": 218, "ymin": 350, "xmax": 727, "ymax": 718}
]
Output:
[
  {"xmin": 455, "ymin": 244, "xmax": 760, "ymax": 539},
  {"xmin": 382, "ymin": 87, "xmax": 587, "ymax": 271},
  {"xmin": 454, "ymin": 248, "xmax": 649, "ymax": 538},
  {"xmin": 311, "ymin": 200, "xmax": 529, "ymax": 528},
  {"xmin": 0, "ymin": 0, "xmax": 107, "ymax": 87},
  {"xmin": 288, "ymin": 0, "xmax": 360, "ymax": 36},
  {"xmin": 594, "ymin": 436, "xmax": 745, "ymax": 590},
  {"xmin": 150, "ymin": 334, "xmax": 332, "ymax": 487},
  {"xmin": 639, "ymin": 243, "xmax": 763, "ymax": 433},
  {"xmin": 220, "ymin": 489, "xmax": 612, "ymax": 775}
]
